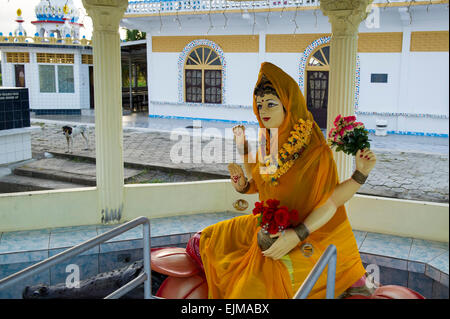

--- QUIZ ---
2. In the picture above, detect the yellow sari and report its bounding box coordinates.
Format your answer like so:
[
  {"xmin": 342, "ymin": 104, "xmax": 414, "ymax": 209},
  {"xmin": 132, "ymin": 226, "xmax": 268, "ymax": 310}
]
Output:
[{"xmin": 199, "ymin": 62, "xmax": 366, "ymax": 299}]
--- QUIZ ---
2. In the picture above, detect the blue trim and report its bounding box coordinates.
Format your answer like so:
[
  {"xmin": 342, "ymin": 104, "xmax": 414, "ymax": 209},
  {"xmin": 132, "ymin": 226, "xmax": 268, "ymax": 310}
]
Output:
[
  {"xmin": 148, "ymin": 118, "xmax": 447, "ymax": 136},
  {"xmin": 32, "ymin": 109, "xmax": 81, "ymax": 116},
  {"xmin": 151, "ymin": 100, "xmax": 251, "ymax": 109},
  {"xmin": 0, "ymin": 42, "xmax": 91, "ymax": 50},
  {"xmin": 148, "ymin": 114, "xmax": 259, "ymax": 125},
  {"xmin": 367, "ymin": 129, "xmax": 448, "ymax": 138}
]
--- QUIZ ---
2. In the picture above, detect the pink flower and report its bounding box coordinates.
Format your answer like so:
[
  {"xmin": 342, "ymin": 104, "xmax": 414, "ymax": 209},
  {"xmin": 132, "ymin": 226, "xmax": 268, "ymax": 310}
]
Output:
[
  {"xmin": 344, "ymin": 115, "xmax": 356, "ymax": 123},
  {"xmin": 328, "ymin": 128, "xmax": 336, "ymax": 138},
  {"xmin": 344, "ymin": 125, "xmax": 354, "ymax": 132},
  {"xmin": 333, "ymin": 115, "xmax": 342, "ymax": 126}
]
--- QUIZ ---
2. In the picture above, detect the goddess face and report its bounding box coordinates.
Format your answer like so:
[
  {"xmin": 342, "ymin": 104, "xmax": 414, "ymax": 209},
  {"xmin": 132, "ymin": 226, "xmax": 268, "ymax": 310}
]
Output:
[{"xmin": 256, "ymin": 93, "xmax": 285, "ymax": 129}]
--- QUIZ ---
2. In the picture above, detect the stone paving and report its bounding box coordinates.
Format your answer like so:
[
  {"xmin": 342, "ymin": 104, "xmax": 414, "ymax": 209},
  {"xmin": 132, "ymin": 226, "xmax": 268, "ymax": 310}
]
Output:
[{"xmin": 24, "ymin": 121, "xmax": 449, "ymax": 203}]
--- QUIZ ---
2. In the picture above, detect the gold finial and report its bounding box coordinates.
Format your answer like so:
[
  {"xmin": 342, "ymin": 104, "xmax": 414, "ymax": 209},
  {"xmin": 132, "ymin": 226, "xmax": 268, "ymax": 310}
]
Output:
[
  {"xmin": 63, "ymin": 5, "xmax": 69, "ymax": 15},
  {"xmin": 17, "ymin": 8, "xmax": 22, "ymax": 16}
]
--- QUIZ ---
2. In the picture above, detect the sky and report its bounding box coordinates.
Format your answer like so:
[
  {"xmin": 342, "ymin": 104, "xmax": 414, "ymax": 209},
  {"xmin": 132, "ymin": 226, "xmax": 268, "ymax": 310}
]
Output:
[{"xmin": 0, "ymin": 0, "xmax": 127, "ymax": 39}]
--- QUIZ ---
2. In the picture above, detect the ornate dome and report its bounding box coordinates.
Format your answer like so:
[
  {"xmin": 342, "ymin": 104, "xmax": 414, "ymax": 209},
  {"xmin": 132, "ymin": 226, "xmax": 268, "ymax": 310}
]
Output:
[{"xmin": 35, "ymin": 0, "xmax": 80, "ymax": 23}]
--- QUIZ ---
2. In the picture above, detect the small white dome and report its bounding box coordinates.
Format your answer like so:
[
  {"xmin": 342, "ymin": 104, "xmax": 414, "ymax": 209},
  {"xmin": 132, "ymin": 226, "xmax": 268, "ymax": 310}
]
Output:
[{"xmin": 35, "ymin": 0, "xmax": 79, "ymax": 22}]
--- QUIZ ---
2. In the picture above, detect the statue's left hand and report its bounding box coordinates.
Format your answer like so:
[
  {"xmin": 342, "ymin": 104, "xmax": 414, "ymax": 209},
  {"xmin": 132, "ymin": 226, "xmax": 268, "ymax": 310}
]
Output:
[
  {"xmin": 262, "ymin": 229, "xmax": 300, "ymax": 260},
  {"xmin": 355, "ymin": 148, "xmax": 377, "ymax": 176}
]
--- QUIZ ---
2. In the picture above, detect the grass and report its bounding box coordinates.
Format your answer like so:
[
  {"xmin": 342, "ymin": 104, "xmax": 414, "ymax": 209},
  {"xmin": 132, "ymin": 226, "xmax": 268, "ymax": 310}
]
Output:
[{"xmin": 69, "ymin": 157, "xmax": 93, "ymax": 163}]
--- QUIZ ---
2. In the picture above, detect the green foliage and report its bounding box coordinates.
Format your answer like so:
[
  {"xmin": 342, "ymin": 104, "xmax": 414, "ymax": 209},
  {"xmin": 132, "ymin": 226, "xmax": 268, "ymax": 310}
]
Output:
[
  {"xmin": 334, "ymin": 127, "xmax": 371, "ymax": 155},
  {"xmin": 257, "ymin": 213, "xmax": 263, "ymax": 226},
  {"xmin": 125, "ymin": 29, "xmax": 146, "ymax": 41}
]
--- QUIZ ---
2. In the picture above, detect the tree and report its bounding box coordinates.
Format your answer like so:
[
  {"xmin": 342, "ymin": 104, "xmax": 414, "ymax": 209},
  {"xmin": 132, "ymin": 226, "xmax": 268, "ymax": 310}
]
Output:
[{"xmin": 125, "ymin": 29, "xmax": 146, "ymax": 41}]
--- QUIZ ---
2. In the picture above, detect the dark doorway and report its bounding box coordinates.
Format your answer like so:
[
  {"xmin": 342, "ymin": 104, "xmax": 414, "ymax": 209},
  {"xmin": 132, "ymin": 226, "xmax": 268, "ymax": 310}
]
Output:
[
  {"xmin": 306, "ymin": 70, "xmax": 329, "ymax": 129},
  {"xmin": 15, "ymin": 65, "xmax": 25, "ymax": 88},
  {"xmin": 89, "ymin": 66, "xmax": 94, "ymax": 109}
]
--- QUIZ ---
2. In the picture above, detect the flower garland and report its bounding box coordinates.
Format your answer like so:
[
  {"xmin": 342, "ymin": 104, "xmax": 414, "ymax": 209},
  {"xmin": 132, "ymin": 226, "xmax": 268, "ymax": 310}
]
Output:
[{"xmin": 259, "ymin": 118, "xmax": 314, "ymax": 186}]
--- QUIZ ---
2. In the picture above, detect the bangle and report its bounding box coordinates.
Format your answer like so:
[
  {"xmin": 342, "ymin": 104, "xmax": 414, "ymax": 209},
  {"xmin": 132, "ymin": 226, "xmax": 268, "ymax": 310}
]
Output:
[
  {"xmin": 294, "ymin": 223, "xmax": 310, "ymax": 242},
  {"xmin": 351, "ymin": 170, "xmax": 368, "ymax": 185},
  {"xmin": 236, "ymin": 178, "xmax": 250, "ymax": 194},
  {"xmin": 237, "ymin": 140, "xmax": 249, "ymax": 156}
]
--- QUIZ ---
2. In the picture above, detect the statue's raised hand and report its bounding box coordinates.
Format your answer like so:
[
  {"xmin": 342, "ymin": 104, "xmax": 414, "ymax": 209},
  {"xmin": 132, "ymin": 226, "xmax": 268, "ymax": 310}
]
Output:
[
  {"xmin": 355, "ymin": 148, "xmax": 376, "ymax": 176},
  {"xmin": 232, "ymin": 125, "xmax": 246, "ymax": 143},
  {"xmin": 228, "ymin": 163, "xmax": 247, "ymax": 193}
]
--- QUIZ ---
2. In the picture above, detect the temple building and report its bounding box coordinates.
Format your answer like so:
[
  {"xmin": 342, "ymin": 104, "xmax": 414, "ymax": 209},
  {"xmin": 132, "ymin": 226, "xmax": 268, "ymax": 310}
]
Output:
[
  {"xmin": 0, "ymin": 2, "xmax": 94, "ymax": 115},
  {"xmin": 121, "ymin": 0, "xmax": 449, "ymax": 136}
]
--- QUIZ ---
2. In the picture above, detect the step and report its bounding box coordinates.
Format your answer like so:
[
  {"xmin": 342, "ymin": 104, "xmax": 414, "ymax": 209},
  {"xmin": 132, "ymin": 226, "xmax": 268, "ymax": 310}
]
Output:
[
  {"xmin": 12, "ymin": 157, "xmax": 143, "ymax": 186},
  {"xmin": 14, "ymin": 166, "xmax": 97, "ymax": 186},
  {"xmin": 0, "ymin": 174, "xmax": 87, "ymax": 193}
]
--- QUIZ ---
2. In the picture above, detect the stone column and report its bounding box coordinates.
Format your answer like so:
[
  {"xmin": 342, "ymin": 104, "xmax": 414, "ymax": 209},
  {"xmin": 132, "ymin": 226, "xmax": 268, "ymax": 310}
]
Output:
[
  {"xmin": 320, "ymin": 0, "xmax": 373, "ymax": 182},
  {"xmin": 397, "ymin": 8, "xmax": 412, "ymax": 129},
  {"xmin": 258, "ymin": 30, "xmax": 266, "ymax": 66},
  {"xmin": 146, "ymin": 34, "xmax": 152, "ymax": 105},
  {"xmin": 82, "ymin": 0, "xmax": 128, "ymax": 223}
]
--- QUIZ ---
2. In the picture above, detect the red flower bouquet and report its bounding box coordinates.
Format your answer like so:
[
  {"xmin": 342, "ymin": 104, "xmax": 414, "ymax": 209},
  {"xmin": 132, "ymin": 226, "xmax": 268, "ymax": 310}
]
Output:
[
  {"xmin": 327, "ymin": 115, "xmax": 371, "ymax": 156},
  {"xmin": 252, "ymin": 199, "xmax": 299, "ymax": 235}
]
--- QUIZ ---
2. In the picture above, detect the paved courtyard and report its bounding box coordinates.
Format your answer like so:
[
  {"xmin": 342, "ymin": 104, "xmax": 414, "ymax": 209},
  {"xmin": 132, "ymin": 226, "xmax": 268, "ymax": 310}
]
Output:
[{"xmin": 24, "ymin": 115, "xmax": 449, "ymax": 203}]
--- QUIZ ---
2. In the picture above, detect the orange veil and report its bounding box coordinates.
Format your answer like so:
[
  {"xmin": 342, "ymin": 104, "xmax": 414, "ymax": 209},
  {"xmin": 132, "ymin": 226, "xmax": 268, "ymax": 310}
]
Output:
[{"xmin": 199, "ymin": 62, "xmax": 366, "ymax": 299}]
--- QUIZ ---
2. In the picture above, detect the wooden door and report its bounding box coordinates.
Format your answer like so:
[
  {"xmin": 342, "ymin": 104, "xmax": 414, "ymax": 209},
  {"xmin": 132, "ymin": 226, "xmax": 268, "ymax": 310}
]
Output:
[
  {"xmin": 15, "ymin": 65, "xmax": 25, "ymax": 87},
  {"xmin": 89, "ymin": 66, "xmax": 95, "ymax": 109}
]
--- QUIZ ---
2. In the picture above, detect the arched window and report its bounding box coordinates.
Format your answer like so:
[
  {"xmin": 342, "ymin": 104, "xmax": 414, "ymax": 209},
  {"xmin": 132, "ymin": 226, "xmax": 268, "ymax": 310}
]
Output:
[
  {"xmin": 305, "ymin": 44, "xmax": 330, "ymax": 129},
  {"xmin": 184, "ymin": 46, "xmax": 222, "ymax": 104}
]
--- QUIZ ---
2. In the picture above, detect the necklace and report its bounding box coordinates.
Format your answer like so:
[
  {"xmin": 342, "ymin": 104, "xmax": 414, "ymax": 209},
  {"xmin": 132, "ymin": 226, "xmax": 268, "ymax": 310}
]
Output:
[{"xmin": 258, "ymin": 118, "xmax": 314, "ymax": 186}]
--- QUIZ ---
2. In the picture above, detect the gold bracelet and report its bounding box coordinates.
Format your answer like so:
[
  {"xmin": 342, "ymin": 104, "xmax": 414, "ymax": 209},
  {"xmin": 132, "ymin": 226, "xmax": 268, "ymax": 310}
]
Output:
[{"xmin": 352, "ymin": 170, "xmax": 368, "ymax": 185}]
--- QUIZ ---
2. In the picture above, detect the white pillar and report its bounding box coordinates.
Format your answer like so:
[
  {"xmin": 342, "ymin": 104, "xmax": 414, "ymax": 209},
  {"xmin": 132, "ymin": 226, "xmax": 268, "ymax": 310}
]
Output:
[
  {"xmin": 321, "ymin": 0, "xmax": 373, "ymax": 182},
  {"xmin": 397, "ymin": 8, "xmax": 412, "ymax": 130},
  {"xmin": 146, "ymin": 34, "xmax": 153, "ymax": 115},
  {"xmin": 82, "ymin": 0, "xmax": 128, "ymax": 223},
  {"xmin": 258, "ymin": 30, "xmax": 266, "ymax": 66}
]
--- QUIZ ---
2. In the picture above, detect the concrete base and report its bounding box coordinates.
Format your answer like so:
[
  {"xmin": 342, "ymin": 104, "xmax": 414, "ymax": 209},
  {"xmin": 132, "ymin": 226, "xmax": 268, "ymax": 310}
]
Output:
[{"xmin": 0, "ymin": 127, "xmax": 40, "ymax": 165}]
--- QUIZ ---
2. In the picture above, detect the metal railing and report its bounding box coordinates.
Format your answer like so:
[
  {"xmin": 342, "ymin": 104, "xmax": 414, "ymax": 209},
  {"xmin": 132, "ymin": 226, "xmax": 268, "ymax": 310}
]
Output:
[
  {"xmin": 293, "ymin": 244, "xmax": 337, "ymax": 299},
  {"xmin": 0, "ymin": 216, "xmax": 153, "ymax": 299}
]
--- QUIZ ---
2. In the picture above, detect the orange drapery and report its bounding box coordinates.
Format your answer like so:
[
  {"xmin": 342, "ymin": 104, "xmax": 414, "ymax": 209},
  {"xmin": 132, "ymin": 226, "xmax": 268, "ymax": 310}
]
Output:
[{"xmin": 199, "ymin": 62, "xmax": 366, "ymax": 299}]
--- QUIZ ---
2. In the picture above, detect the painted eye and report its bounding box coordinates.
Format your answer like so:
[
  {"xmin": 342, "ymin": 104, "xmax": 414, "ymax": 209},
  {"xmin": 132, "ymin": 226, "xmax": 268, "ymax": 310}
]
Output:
[
  {"xmin": 268, "ymin": 103, "xmax": 277, "ymax": 108},
  {"xmin": 257, "ymin": 104, "xmax": 262, "ymax": 110}
]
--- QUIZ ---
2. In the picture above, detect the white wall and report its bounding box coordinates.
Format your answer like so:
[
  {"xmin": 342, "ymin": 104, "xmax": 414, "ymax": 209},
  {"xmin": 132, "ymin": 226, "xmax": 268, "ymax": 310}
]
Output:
[
  {"xmin": 406, "ymin": 52, "xmax": 449, "ymax": 116},
  {"xmin": 265, "ymin": 53, "xmax": 303, "ymax": 87},
  {"xmin": 150, "ymin": 52, "xmax": 179, "ymax": 103},
  {"xmin": 0, "ymin": 46, "xmax": 92, "ymax": 110},
  {"xmin": 222, "ymin": 53, "xmax": 259, "ymax": 106},
  {"xmin": 79, "ymin": 49, "xmax": 92, "ymax": 110},
  {"xmin": 358, "ymin": 53, "xmax": 402, "ymax": 113}
]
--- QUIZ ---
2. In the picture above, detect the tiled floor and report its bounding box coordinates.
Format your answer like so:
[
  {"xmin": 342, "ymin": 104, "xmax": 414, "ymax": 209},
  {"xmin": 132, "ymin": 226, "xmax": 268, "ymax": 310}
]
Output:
[{"xmin": 0, "ymin": 212, "xmax": 448, "ymax": 298}]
